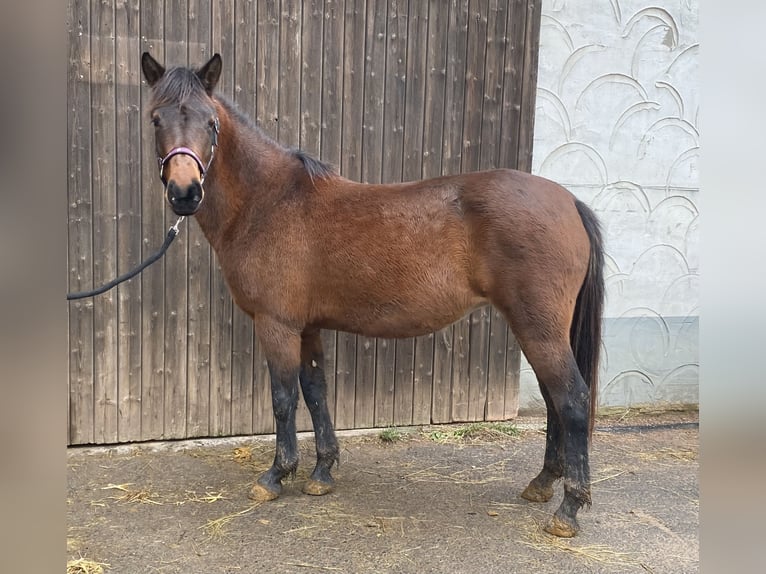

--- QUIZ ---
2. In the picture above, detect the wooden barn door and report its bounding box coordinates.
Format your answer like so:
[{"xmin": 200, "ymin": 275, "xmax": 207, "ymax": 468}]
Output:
[{"xmin": 67, "ymin": 0, "xmax": 542, "ymax": 445}]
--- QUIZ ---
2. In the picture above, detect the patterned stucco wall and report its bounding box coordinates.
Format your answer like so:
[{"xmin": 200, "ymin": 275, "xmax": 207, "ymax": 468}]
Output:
[{"xmin": 521, "ymin": 0, "xmax": 699, "ymax": 410}]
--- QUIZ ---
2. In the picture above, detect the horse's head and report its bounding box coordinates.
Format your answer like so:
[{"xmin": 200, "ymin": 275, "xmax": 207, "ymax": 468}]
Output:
[{"xmin": 141, "ymin": 52, "xmax": 222, "ymax": 216}]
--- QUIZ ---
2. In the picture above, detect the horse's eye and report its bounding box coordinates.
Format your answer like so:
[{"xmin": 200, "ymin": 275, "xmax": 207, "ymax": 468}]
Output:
[{"xmin": 151, "ymin": 116, "xmax": 160, "ymax": 127}]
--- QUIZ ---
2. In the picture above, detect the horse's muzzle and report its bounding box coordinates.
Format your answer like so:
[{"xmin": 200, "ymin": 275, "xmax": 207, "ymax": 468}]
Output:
[{"xmin": 166, "ymin": 180, "xmax": 204, "ymax": 215}]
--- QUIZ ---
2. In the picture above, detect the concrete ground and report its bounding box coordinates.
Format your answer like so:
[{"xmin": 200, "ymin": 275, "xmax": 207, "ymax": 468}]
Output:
[{"xmin": 67, "ymin": 409, "xmax": 698, "ymax": 574}]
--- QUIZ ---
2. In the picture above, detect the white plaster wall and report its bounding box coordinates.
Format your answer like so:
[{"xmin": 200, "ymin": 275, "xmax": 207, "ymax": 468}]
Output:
[{"xmin": 521, "ymin": 0, "xmax": 699, "ymax": 410}]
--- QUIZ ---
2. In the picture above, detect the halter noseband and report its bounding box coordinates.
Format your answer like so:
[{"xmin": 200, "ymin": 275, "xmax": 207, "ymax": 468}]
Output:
[{"xmin": 157, "ymin": 117, "xmax": 220, "ymax": 186}]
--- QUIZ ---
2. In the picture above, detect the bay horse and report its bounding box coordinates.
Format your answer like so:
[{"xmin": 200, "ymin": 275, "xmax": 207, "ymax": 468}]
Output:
[{"xmin": 141, "ymin": 52, "xmax": 604, "ymax": 538}]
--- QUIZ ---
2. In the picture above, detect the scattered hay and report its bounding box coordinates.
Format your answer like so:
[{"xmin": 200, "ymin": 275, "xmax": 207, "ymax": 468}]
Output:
[
  {"xmin": 201, "ymin": 503, "xmax": 262, "ymax": 539},
  {"xmin": 402, "ymin": 460, "xmax": 511, "ymax": 486},
  {"xmin": 283, "ymin": 562, "xmax": 342, "ymax": 571},
  {"xmin": 591, "ymin": 466, "xmax": 631, "ymax": 486},
  {"xmin": 424, "ymin": 422, "xmax": 520, "ymax": 444},
  {"xmin": 286, "ymin": 502, "xmax": 416, "ymax": 538},
  {"xmin": 181, "ymin": 490, "xmax": 227, "ymax": 504},
  {"xmin": 101, "ymin": 483, "xmax": 162, "ymax": 505},
  {"xmin": 518, "ymin": 519, "xmax": 641, "ymax": 567},
  {"xmin": 66, "ymin": 555, "xmax": 110, "ymax": 574},
  {"xmin": 597, "ymin": 404, "xmax": 698, "ymax": 421},
  {"xmin": 485, "ymin": 507, "xmax": 644, "ymax": 568},
  {"xmin": 638, "ymin": 447, "xmax": 697, "ymax": 463}
]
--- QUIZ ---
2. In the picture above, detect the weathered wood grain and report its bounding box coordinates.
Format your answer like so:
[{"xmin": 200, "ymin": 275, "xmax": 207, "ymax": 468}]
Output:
[{"xmin": 67, "ymin": 0, "xmax": 540, "ymax": 443}]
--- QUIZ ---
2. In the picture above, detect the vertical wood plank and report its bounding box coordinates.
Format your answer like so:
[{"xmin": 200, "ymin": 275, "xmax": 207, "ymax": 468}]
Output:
[
  {"xmin": 278, "ymin": 0, "xmax": 302, "ymax": 145},
  {"xmin": 68, "ymin": 0, "xmax": 95, "ymax": 445},
  {"xmin": 332, "ymin": 0, "xmax": 359, "ymax": 431},
  {"xmin": 504, "ymin": 331, "xmax": 522, "ymax": 419},
  {"xmin": 511, "ymin": 0, "xmax": 536, "ymax": 419},
  {"xmin": 423, "ymin": 0, "xmax": 450, "ymax": 424},
  {"xmin": 374, "ymin": 339, "xmax": 396, "ymax": 427},
  {"xmin": 467, "ymin": 307, "xmax": 490, "ymax": 421},
  {"xmin": 319, "ymin": 0, "xmax": 343, "ymax": 427},
  {"xmin": 482, "ymin": 0, "xmax": 510, "ymax": 421},
  {"xmin": 209, "ymin": 0, "xmax": 235, "ymax": 436},
  {"xmin": 486, "ymin": 314, "xmax": 510, "ymax": 419},
  {"xmin": 355, "ymin": 0, "xmax": 387, "ymax": 429},
  {"xmin": 398, "ymin": 0, "xmax": 431, "ymax": 426},
  {"xmin": 301, "ymin": 0, "xmax": 324, "ymax": 156},
  {"xmin": 186, "ymin": 0, "xmax": 213, "ymax": 438},
  {"xmin": 499, "ymin": 0, "xmax": 526, "ymax": 169},
  {"xmin": 517, "ymin": 0, "xmax": 541, "ymax": 173},
  {"xmin": 451, "ymin": 319, "xmax": 470, "ymax": 421},
  {"xmin": 500, "ymin": 0, "xmax": 536, "ymax": 418},
  {"xmin": 422, "ymin": 0, "xmax": 447, "ymax": 182},
  {"xmin": 228, "ymin": 1, "xmax": 257, "ymax": 438},
  {"xmin": 91, "ymin": 0, "xmax": 119, "ymax": 444},
  {"xmin": 441, "ymin": 0, "xmax": 468, "ymax": 177},
  {"xmin": 442, "ymin": 0, "xmax": 470, "ymax": 422},
  {"xmin": 299, "ymin": 0, "xmax": 330, "ymax": 432},
  {"xmin": 463, "ymin": 0, "xmax": 490, "ymax": 422},
  {"xmin": 163, "ymin": 0, "xmax": 190, "ymax": 440},
  {"xmin": 393, "ymin": 337, "xmax": 416, "ymax": 426},
  {"xmin": 408, "ymin": 0, "xmax": 435, "ymax": 425},
  {"xmin": 378, "ymin": 0, "xmax": 409, "ymax": 427},
  {"xmin": 279, "ymin": 0, "xmax": 309, "ymax": 432},
  {"xmin": 115, "ymin": 0, "xmax": 143, "ymax": 442},
  {"xmin": 140, "ymin": 0, "xmax": 166, "ymax": 440},
  {"xmin": 256, "ymin": 0, "xmax": 280, "ymax": 137},
  {"xmin": 251, "ymin": 0, "xmax": 281, "ymax": 434},
  {"xmin": 480, "ymin": 0, "xmax": 506, "ymax": 171},
  {"xmin": 230, "ymin": 313, "xmax": 254, "ymax": 437}
]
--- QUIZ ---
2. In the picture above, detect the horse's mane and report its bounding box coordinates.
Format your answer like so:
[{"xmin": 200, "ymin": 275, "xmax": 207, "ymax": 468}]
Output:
[
  {"xmin": 215, "ymin": 93, "xmax": 337, "ymax": 184},
  {"xmin": 292, "ymin": 149, "xmax": 336, "ymax": 181}
]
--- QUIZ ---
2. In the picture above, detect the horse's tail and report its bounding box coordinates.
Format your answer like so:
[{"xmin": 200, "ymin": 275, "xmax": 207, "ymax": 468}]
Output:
[{"xmin": 571, "ymin": 199, "xmax": 605, "ymax": 438}]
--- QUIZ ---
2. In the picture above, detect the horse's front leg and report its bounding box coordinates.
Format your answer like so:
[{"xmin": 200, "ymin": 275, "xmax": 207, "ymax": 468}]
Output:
[
  {"xmin": 299, "ymin": 328, "xmax": 339, "ymax": 496},
  {"xmin": 249, "ymin": 320, "xmax": 302, "ymax": 502}
]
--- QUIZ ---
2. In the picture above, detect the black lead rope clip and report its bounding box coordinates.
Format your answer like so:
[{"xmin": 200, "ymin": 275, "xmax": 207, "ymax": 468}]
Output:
[{"xmin": 66, "ymin": 216, "xmax": 185, "ymax": 301}]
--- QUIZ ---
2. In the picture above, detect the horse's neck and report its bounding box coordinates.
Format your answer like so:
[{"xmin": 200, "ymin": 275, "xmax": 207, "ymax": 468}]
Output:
[{"xmin": 194, "ymin": 103, "xmax": 296, "ymax": 250}]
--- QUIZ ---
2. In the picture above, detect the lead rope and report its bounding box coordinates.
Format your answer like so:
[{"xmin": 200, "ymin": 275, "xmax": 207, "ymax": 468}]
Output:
[{"xmin": 66, "ymin": 216, "xmax": 185, "ymax": 300}]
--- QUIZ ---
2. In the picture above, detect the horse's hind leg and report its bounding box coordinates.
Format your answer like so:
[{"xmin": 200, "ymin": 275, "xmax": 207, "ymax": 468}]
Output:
[
  {"xmin": 520, "ymin": 383, "xmax": 563, "ymax": 503},
  {"xmin": 249, "ymin": 320, "xmax": 302, "ymax": 502},
  {"xmin": 299, "ymin": 328, "xmax": 340, "ymax": 496},
  {"xmin": 523, "ymin": 339, "xmax": 591, "ymax": 537},
  {"xmin": 501, "ymin": 302, "xmax": 591, "ymax": 537}
]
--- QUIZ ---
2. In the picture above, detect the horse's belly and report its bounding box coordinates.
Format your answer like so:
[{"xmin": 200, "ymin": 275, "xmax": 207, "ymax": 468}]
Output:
[{"xmin": 315, "ymin": 290, "xmax": 488, "ymax": 339}]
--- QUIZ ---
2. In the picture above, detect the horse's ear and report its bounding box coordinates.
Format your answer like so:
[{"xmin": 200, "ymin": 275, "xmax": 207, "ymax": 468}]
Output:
[
  {"xmin": 141, "ymin": 52, "xmax": 165, "ymax": 87},
  {"xmin": 196, "ymin": 54, "xmax": 222, "ymax": 95}
]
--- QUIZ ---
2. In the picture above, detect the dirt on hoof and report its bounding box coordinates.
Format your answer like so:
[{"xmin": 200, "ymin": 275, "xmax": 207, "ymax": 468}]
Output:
[
  {"xmin": 521, "ymin": 482, "xmax": 554, "ymax": 503},
  {"xmin": 544, "ymin": 515, "xmax": 578, "ymax": 538},
  {"xmin": 302, "ymin": 478, "xmax": 335, "ymax": 496},
  {"xmin": 68, "ymin": 409, "xmax": 699, "ymax": 574},
  {"xmin": 248, "ymin": 482, "xmax": 280, "ymax": 502}
]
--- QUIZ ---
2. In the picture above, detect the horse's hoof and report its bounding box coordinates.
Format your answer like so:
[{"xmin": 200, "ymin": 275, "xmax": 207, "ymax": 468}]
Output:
[
  {"xmin": 302, "ymin": 479, "xmax": 334, "ymax": 496},
  {"xmin": 249, "ymin": 482, "xmax": 280, "ymax": 502},
  {"xmin": 544, "ymin": 515, "xmax": 578, "ymax": 538},
  {"xmin": 521, "ymin": 482, "xmax": 554, "ymax": 503}
]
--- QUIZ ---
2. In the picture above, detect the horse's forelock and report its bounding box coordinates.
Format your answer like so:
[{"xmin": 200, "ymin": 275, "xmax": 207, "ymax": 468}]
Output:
[{"xmin": 150, "ymin": 66, "xmax": 209, "ymax": 108}]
